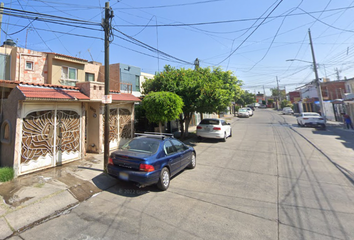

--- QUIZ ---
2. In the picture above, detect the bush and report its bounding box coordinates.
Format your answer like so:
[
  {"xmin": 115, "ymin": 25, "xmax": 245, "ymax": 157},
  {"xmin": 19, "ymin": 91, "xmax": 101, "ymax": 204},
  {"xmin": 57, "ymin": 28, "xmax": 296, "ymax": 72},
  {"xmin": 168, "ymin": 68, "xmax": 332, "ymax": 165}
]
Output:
[{"xmin": 0, "ymin": 167, "xmax": 14, "ymax": 182}]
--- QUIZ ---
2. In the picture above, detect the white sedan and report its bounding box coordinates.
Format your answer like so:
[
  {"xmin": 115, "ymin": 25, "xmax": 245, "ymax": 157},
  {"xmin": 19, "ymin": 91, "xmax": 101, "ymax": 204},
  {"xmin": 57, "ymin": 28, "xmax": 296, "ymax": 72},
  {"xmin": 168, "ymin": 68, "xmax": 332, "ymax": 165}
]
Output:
[
  {"xmin": 282, "ymin": 107, "xmax": 294, "ymax": 115},
  {"xmin": 297, "ymin": 112, "xmax": 326, "ymax": 129},
  {"xmin": 196, "ymin": 118, "xmax": 232, "ymax": 142},
  {"xmin": 242, "ymin": 107, "xmax": 253, "ymax": 116},
  {"xmin": 238, "ymin": 108, "xmax": 250, "ymax": 118}
]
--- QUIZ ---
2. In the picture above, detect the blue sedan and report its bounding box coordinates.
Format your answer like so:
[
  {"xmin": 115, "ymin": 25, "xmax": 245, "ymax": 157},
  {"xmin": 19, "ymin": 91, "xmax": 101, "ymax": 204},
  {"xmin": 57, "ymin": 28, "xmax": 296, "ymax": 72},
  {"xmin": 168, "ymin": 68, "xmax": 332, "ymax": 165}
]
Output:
[{"xmin": 107, "ymin": 133, "xmax": 196, "ymax": 191}]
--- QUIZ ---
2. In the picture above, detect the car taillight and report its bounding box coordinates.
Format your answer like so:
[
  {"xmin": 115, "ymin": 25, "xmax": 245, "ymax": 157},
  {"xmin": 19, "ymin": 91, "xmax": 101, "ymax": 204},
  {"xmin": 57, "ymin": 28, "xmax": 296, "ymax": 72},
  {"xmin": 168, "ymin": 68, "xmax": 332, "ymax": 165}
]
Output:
[
  {"xmin": 139, "ymin": 164, "xmax": 155, "ymax": 172},
  {"xmin": 197, "ymin": 126, "xmax": 202, "ymax": 129},
  {"xmin": 108, "ymin": 157, "xmax": 114, "ymax": 165},
  {"xmin": 303, "ymin": 118, "xmax": 309, "ymax": 120},
  {"xmin": 319, "ymin": 118, "xmax": 324, "ymax": 120},
  {"xmin": 213, "ymin": 127, "xmax": 222, "ymax": 131}
]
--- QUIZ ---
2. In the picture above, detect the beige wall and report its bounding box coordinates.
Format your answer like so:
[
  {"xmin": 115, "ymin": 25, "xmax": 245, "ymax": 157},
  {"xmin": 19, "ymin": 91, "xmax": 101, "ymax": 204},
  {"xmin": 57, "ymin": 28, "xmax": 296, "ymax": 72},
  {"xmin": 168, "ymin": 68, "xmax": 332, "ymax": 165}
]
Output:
[
  {"xmin": 84, "ymin": 62, "xmax": 101, "ymax": 82},
  {"xmin": 50, "ymin": 59, "xmax": 85, "ymax": 85}
]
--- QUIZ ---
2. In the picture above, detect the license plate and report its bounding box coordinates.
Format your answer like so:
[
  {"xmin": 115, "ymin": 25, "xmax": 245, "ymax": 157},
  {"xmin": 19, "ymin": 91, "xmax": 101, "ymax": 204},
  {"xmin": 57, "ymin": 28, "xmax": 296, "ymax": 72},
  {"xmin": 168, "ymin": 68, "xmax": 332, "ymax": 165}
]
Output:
[{"xmin": 119, "ymin": 172, "xmax": 129, "ymax": 181}]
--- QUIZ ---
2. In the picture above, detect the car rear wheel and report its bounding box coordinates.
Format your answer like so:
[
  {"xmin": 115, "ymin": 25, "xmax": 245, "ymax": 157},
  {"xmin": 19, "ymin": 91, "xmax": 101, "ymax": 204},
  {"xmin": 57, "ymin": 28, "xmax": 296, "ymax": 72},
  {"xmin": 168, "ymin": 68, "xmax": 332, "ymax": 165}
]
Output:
[
  {"xmin": 157, "ymin": 167, "xmax": 170, "ymax": 191},
  {"xmin": 222, "ymin": 132, "xmax": 227, "ymax": 142},
  {"xmin": 188, "ymin": 153, "xmax": 196, "ymax": 169}
]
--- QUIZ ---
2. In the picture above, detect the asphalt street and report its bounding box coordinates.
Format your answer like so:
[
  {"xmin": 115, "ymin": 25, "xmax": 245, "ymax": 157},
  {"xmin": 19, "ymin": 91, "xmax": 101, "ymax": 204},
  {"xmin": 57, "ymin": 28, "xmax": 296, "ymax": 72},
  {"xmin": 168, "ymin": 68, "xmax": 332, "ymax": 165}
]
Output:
[{"xmin": 6, "ymin": 109, "xmax": 354, "ymax": 240}]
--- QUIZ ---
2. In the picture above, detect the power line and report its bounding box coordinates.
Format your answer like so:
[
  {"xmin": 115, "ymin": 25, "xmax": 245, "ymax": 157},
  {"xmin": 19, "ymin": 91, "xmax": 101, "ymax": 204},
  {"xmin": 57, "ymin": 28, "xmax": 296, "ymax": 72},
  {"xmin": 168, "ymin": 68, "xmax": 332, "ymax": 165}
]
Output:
[
  {"xmin": 1, "ymin": 7, "xmax": 101, "ymax": 26},
  {"xmin": 116, "ymin": 0, "xmax": 224, "ymax": 9},
  {"xmin": 113, "ymin": 5, "xmax": 354, "ymax": 28},
  {"xmin": 113, "ymin": 27, "xmax": 193, "ymax": 66},
  {"xmin": 217, "ymin": 0, "xmax": 284, "ymax": 65}
]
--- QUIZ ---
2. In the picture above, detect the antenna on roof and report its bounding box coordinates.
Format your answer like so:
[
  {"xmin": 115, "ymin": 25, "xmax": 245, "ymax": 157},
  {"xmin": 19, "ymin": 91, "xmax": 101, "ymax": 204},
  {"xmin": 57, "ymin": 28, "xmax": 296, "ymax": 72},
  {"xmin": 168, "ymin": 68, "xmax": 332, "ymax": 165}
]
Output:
[{"xmin": 88, "ymin": 49, "xmax": 94, "ymax": 62}]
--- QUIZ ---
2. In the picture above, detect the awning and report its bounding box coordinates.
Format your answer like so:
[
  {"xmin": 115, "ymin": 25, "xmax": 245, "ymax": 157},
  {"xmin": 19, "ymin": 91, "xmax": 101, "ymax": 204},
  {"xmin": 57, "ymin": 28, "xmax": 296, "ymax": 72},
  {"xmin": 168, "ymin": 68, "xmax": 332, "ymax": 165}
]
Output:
[
  {"xmin": 111, "ymin": 93, "xmax": 141, "ymax": 102},
  {"xmin": 18, "ymin": 85, "xmax": 90, "ymax": 100}
]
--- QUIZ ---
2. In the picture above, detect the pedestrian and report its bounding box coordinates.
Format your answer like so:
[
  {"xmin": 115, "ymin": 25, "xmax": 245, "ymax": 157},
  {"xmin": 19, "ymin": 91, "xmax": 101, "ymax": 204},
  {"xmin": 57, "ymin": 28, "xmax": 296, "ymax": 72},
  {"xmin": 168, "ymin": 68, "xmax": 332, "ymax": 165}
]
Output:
[{"xmin": 343, "ymin": 113, "xmax": 354, "ymax": 130}]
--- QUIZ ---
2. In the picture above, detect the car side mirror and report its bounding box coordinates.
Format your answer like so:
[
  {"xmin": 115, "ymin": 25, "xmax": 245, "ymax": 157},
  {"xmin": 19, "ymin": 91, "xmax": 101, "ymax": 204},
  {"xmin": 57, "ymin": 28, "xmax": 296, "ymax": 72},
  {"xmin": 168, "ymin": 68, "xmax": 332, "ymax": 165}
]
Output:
[{"xmin": 227, "ymin": 123, "xmax": 230, "ymax": 125}]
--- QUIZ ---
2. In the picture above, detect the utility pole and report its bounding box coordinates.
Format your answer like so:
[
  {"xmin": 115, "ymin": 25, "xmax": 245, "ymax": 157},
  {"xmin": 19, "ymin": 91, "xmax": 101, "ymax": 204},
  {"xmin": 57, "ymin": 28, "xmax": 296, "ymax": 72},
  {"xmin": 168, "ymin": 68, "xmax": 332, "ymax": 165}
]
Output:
[
  {"xmin": 308, "ymin": 29, "xmax": 325, "ymax": 119},
  {"xmin": 0, "ymin": 3, "xmax": 4, "ymax": 43},
  {"xmin": 103, "ymin": 2, "xmax": 113, "ymax": 171},
  {"xmin": 194, "ymin": 58, "xmax": 199, "ymax": 70},
  {"xmin": 276, "ymin": 76, "xmax": 280, "ymax": 110}
]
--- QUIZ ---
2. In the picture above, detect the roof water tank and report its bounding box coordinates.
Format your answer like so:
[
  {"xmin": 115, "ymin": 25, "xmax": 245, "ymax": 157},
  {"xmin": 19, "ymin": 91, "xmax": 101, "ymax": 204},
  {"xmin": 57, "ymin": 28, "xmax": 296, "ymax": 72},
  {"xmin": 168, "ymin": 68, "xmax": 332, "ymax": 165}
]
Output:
[{"xmin": 3, "ymin": 39, "xmax": 16, "ymax": 47}]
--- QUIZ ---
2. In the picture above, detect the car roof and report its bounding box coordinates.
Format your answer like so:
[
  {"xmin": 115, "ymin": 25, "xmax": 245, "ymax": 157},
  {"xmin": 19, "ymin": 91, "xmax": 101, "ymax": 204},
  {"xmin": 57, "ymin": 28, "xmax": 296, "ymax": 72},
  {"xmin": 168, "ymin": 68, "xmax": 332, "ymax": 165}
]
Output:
[
  {"xmin": 134, "ymin": 133, "xmax": 174, "ymax": 140},
  {"xmin": 201, "ymin": 118, "xmax": 222, "ymax": 120}
]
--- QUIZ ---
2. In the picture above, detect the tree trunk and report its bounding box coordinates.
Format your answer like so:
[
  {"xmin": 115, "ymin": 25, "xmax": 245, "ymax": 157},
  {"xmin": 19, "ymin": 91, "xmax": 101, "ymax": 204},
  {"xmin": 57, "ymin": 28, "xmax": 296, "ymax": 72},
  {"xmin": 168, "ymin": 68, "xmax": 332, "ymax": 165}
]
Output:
[
  {"xmin": 200, "ymin": 112, "xmax": 204, "ymax": 121},
  {"xmin": 183, "ymin": 112, "xmax": 193, "ymax": 138},
  {"xmin": 158, "ymin": 122, "xmax": 162, "ymax": 133},
  {"xmin": 179, "ymin": 114, "xmax": 185, "ymax": 139}
]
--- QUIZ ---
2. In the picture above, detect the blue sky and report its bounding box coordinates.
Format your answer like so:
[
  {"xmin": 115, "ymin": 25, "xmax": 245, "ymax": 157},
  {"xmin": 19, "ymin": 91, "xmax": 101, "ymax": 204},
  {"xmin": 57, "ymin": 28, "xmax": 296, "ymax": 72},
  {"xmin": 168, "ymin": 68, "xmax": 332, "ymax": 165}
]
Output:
[{"xmin": 1, "ymin": 0, "xmax": 354, "ymax": 95}]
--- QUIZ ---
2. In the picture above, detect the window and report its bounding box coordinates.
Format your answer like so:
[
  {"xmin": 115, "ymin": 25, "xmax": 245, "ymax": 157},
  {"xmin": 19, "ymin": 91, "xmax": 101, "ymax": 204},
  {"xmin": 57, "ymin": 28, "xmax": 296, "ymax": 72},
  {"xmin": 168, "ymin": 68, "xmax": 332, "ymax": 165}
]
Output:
[
  {"xmin": 135, "ymin": 75, "xmax": 140, "ymax": 91},
  {"xmin": 164, "ymin": 141, "xmax": 176, "ymax": 155},
  {"xmin": 85, "ymin": 73, "xmax": 95, "ymax": 82},
  {"xmin": 170, "ymin": 139, "xmax": 186, "ymax": 152},
  {"xmin": 25, "ymin": 61, "xmax": 33, "ymax": 70},
  {"xmin": 61, "ymin": 66, "xmax": 77, "ymax": 80}
]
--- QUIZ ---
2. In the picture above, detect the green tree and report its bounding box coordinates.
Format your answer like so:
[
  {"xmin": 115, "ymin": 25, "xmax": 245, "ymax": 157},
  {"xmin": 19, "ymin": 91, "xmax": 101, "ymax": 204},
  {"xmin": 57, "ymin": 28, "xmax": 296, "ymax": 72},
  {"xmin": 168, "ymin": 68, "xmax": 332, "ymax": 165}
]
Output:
[
  {"xmin": 270, "ymin": 88, "xmax": 286, "ymax": 99},
  {"xmin": 280, "ymin": 99, "xmax": 293, "ymax": 109},
  {"xmin": 142, "ymin": 65, "xmax": 242, "ymax": 138},
  {"xmin": 235, "ymin": 90, "xmax": 255, "ymax": 106},
  {"xmin": 142, "ymin": 65, "xmax": 199, "ymax": 137},
  {"xmin": 142, "ymin": 91, "xmax": 184, "ymax": 132},
  {"xmin": 196, "ymin": 67, "xmax": 242, "ymax": 116}
]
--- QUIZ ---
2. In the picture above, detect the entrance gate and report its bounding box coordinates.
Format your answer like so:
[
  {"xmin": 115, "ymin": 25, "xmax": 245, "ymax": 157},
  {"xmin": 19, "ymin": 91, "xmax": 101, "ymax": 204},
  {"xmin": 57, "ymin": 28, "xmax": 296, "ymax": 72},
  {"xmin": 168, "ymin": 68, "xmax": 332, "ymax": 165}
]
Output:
[{"xmin": 20, "ymin": 105, "xmax": 81, "ymax": 174}]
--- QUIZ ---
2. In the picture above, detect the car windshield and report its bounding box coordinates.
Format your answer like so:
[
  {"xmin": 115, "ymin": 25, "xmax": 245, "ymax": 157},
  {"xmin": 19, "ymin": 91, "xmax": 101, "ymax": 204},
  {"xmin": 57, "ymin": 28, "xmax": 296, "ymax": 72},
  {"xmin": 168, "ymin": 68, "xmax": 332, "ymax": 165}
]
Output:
[
  {"xmin": 304, "ymin": 113, "xmax": 320, "ymax": 117},
  {"xmin": 200, "ymin": 119, "xmax": 220, "ymax": 125},
  {"xmin": 284, "ymin": 107, "xmax": 291, "ymax": 110},
  {"xmin": 239, "ymin": 109, "xmax": 247, "ymax": 112},
  {"xmin": 120, "ymin": 138, "xmax": 160, "ymax": 154}
]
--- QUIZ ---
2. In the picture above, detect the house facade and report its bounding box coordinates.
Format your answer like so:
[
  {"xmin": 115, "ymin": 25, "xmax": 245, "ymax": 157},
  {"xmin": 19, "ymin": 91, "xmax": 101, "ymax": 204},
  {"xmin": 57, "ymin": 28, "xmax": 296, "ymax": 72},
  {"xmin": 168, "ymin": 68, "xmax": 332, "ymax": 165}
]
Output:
[{"xmin": 0, "ymin": 43, "xmax": 140, "ymax": 177}]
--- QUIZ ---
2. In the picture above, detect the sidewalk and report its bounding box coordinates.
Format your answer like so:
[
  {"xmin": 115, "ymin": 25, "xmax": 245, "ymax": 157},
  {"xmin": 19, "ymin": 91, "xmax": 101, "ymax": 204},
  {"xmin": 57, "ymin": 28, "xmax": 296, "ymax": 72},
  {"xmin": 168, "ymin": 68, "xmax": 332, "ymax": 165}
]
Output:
[{"xmin": 0, "ymin": 154, "xmax": 117, "ymax": 240}]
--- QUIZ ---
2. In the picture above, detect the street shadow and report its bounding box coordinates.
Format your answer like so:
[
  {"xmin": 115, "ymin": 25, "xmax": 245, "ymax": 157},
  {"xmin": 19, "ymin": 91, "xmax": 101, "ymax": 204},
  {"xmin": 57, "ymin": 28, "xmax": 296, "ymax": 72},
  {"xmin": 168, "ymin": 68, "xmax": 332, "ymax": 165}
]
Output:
[
  {"xmin": 91, "ymin": 167, "xmax": 194, "ymax": 198},
  {"xmin": 91, "ymin": 173, "xmax": 156, "ymax": 198},
  {"xmin": 291, "ymin": 124, "xmax": 354, "ymax": 152},
  {"xmin": 312, "ymin": 126, "xmax": 354, "ymax": 151}
]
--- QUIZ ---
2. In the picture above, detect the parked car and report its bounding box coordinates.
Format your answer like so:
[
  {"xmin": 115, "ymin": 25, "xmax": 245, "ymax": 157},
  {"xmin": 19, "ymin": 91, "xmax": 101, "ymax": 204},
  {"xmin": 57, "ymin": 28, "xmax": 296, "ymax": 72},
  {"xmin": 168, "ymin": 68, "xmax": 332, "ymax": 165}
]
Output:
[
  {"xmin": 196, "ymin": 118, "xmax": 232, "ymax": 142},
  {"xmin": 238, "ymin": 108, "xmax": 250, "ymax": 118},
  {"xmin": 243, "ymin": 107, "xmax": 253, "ymax": 116},
  {"xmin": 107, "ymin": 133, "xmax": 196, "ymax": 191},
  {"xmin": 282, "ymin": 107, "xmax": 294, "ymax": 115},
  {"xmin": 247, "ymin": 105, "xmax": 255, "ymax": 111},
  {"xmin": 297, "ymin": 112, "xmax": 326, "ymax": 129}
]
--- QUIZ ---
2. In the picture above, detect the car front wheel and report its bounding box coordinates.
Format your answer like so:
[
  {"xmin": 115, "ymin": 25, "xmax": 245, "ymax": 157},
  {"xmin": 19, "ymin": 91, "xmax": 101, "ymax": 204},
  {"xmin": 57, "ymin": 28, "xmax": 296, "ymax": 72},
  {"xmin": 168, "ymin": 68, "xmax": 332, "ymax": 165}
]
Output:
[{"xmin": 157, "ymin": 167, "xmax": 170, "ymax": 191}]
